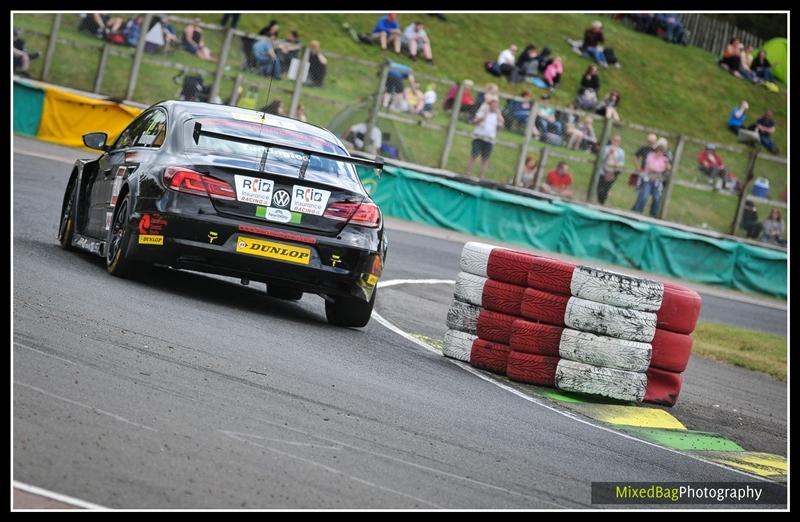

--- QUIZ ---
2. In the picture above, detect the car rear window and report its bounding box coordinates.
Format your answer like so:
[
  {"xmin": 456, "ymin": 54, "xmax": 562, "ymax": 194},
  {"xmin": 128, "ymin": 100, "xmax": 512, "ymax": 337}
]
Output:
[{"xmin": 183, "ymin": 116, "xmax": 366, "ymax": 193}]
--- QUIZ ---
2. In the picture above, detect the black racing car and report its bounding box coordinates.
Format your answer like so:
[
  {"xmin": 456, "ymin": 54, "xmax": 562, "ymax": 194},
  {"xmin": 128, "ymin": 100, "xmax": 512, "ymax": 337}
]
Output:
[{"xmin": 57, "ymin": 100, "xmax": 387, "ymax": 327}]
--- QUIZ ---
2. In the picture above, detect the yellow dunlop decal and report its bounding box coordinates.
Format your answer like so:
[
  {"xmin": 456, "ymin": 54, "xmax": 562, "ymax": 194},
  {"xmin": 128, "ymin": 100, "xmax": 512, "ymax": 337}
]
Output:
[
  {"xmin": 366, "ymin": 274, "xmax": 379, "ymax": 286},
  {"xmin": 139, "ymin": 234, "xmax": 164, "ymax": 245},
  {"xmin": 236, "ymin": 236, "xmax": 311, "ymax": 265}
]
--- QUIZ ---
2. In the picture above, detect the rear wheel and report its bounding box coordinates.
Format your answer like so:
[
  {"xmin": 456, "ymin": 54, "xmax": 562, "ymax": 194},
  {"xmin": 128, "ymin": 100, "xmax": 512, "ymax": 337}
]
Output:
[
  {"xmin": 58, "ymin": 179, "xmax": 77, "ymax": 250},
  {"xmin": 266, "ymin": 284, "xmax": 303, "ymax": 301},
  {"xmin": 325, "ymin": 289, "xmax": 376, "ymax": 328},
  {"xmin": 106, "ymin": 194, "xmax": 142, "ymax": 278}
]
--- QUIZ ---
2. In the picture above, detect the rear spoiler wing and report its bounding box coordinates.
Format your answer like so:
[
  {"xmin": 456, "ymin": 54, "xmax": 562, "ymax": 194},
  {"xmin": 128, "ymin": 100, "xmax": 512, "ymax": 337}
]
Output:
[{"xmin": 192, "ymin": 122, "xmax": 385, "ymax": 174}]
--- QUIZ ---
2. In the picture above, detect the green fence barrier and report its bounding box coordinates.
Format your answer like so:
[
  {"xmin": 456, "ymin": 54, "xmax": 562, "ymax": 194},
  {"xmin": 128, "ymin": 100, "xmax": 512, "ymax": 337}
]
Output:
[
  {"xmin": 13, "ymin": 81, "xmax": 45, "ymax": 136},
  {"xmin": 360, "ymin": 165, "xmax": 786, "ymax": 299}
]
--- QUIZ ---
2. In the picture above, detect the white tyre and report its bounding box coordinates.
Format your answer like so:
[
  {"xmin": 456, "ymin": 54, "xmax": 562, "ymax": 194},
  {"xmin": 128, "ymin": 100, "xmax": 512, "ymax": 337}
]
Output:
[
  {"xmin": 454, "ymin": 271, "xmax": 487, "ymax": 307},
  {"xmin": 443, "ymin": 329, "xmax": 477, "ymax": 362},
  {"xmin": 446, "ymin": 300, "xmax": 481, "ymax": 335},
  {"xmin": 558, "ymin": 328, "xmax": 651, "ymax": 372},
  {"xmin": 570, "ymin": 266, "xmax": 664, "ymax": 312},
  {"xmin": 564, "ymin": 296, "xmax": 656, "ymax": 343},
  {"xmin": 459, "ymin": 241, "xmax": 495, "ymax": 278},
  {"xmin": 555, "ymin": 359, "xmax": 647, "ymax": 402}
]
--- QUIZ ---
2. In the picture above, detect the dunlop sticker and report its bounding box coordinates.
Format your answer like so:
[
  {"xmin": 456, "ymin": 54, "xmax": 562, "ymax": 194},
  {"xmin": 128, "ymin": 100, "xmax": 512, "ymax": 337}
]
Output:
[
  {"xmin": 236, "ymin": 236, "xmax": 311, "ymax": 265},
  {"xmin": 139, "ymin": 234, "xmax": 164, "ymax": 245}
]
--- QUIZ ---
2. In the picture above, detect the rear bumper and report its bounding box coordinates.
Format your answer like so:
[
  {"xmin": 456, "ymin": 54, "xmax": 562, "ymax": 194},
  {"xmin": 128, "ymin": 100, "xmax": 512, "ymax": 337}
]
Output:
[{"xmin": 125, "ymin": 209, "xmax": 384, "ymax": 302}]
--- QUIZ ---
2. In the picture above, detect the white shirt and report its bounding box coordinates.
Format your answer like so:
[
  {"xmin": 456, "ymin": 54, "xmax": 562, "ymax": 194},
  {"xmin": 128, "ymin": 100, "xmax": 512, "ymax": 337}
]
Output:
[
  {"xmin": 498, "ymin": 48, "xmax": 515, "ymax": 65},
  {"xmin": 349, "ymin": 123, "xmax": 382, "ymax": 153},
  {"xmin": 402, "ymin": 24, "xmax": 428, "ymax": 44},
  {"xmin": 423, "ymin": 90, "xmax": 437, "ymax": 105},
  {"xmin": 472, "ymin": 104, "xmax": 500, "ymax": 143}
]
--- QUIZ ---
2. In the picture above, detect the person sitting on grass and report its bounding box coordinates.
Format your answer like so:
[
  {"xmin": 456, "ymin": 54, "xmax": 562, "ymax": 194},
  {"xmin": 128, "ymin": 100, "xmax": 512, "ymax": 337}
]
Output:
[
  {"xmin": 595, "ymin": 90, "xmax": 621, "ymax": 121},
  {"xmin": 402, "ymin": 21, "xmax": 433, "ymax": 64},
  {"xmin": 403, "ymin": 80, "xmax": 425, "ymax": 115},
  {"xmin": 80, "ymin": 13, "xmax": 124, "ymax": 38},
  {"xmin": 739, "ymin": 44, "xmax": 760, "ymax": 84},
  {"xmin": 13, "ymin": 29, "xmax": 39, "ymax": 76},
  {"xmin": 182, "ymin": 18, "xmax": 212, "ymax": 60},
  {"xmin": 422, "ymin": 84, "xmax": 437, "ymax": 119},
  {"xmin": 566, "ymin": 115, "xmax": 596, "ymax": 151},
  {"xmin": 748, "ymin": 110, "xmax": 779, "ymax": 154},
  {"xmin": 752, "ymin": 49, "xmax": 776, "ymax": 83},
  {"xmin": 655, "ymin": 13, "xmax": 687, "ymax": 45},
  {"xmin": 542, "ymin": 162, "xmax": 574, "ymax": 199},
  {"xmin": 496, "ymin": 44, "xmax": 518, "ymax": 79},
  {"xmin": 570, "ymin": 21, "xmax": 609, "ymax": 69},
  {"xmin": 543, "ymin": 56, "xmax": 563, "ymax": 90},
  {"xmin": 372, "ymin": 13, "xmax": 402, "ymax": 54},
  {"xmin": 759, "ymin": 208, "xmax": 786, "ymax": 246},
  {"xmin": 276, "ymin": 31, "xmax": 302, "ymax": 76},
  {"xmin": 518, "ymin": 154, "xmax": 539, "ymax": 188},
  {"xmin": 578, "ymin": 64, "xmax": 600, "ymax": 96},
  {"xmin": 343, "ymin": 122, "xmax": 383, "ymax": 155},
  {"xmin": 719, "ymin": 37, "xmax": 743, "ymax": 78},
  {"xmin": 506, "ymin": 90, "xmax": 534, "ymax": 129},
  {"xmin": 727, "ymin": 100, "xmax": 748, "ymax": 135},
  {"xmin": 697, "ymin": 143, "xmax": 728, "ymax": 187},
  {"xmin": 252, "ymin": 35, "xmax": 281, "ymax": 79},
  {"xmin": 443, "ymin": 79, "xmax": 476, "ymax": 113},
  {"xmin": 123, "ymin": 15, "xmax": 144, "ymax": 47},
  {"xmin": 516, "ymin": 44, "xmax": 540, "ymax": 78}
]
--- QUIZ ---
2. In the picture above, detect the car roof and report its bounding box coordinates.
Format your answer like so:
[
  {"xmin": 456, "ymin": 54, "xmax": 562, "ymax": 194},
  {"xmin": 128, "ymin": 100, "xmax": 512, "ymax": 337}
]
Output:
[{"xmin": 157, "ymin": 100, "xmax": 348, "ymax": 151}]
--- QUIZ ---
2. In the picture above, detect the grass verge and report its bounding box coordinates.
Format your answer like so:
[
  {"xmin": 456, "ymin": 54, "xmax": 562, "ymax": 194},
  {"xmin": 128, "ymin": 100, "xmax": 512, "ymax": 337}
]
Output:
[{"xmin": 692, "ymin": 320, "xmax": 786, "ymax": 381}]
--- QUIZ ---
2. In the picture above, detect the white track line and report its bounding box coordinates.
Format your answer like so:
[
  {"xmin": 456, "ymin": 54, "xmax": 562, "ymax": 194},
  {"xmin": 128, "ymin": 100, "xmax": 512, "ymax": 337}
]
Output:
[
  {"xmin": 13, "ymin": 481, "xmax": 107, "ymax": 510},
  {"xmin": 373, "ymin": 279, "xmax": 779, "ymax": 484}
]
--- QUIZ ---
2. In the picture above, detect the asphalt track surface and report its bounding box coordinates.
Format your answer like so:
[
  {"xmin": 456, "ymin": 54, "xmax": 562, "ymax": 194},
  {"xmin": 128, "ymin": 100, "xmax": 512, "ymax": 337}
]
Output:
[{"xmin": 13, "ymin": 140, "xmax": 787, "ymax": 508}]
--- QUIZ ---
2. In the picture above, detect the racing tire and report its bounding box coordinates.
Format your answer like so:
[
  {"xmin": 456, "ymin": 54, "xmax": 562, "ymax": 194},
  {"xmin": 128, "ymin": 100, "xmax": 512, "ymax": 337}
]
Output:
[
  {"xmin": 106, "ymin": 194, "xmax": 144, "ymax": 279},
  {"xmin": 476, "ymin": 310, "xmax": 516, "ymax": 344},
  {"xmin": 454, "ymin": 272, "xmax": 486, "ymax": 307},
  {"xmin": 470, "ymin": 339, "xmax": 511, "ymax": 375},
  {"xmin": 564, "ymin": 296, "xmax": 657, "ymax": 343},
  {"xmin": 446, "ymin": 300, "xmax": 481, "ymax": 335},
  {"xmin": 267, "ymin": 284, "xmax": 303, "ymax": 301},
  {"xmin": 58, "ymin": 178, "xmax": 77, "ymax": 250},
  {"xmin": 644, "ymin": 367, "xmax": 683, "ymax": 406},
  {"xmin": 569, "ymin": 265, "xmax": 664, "ymax": 312},
  {"xmin": 487, "ymin": 249, "xmax": 538, "ymax": 286},
  {"xmin": 527, "ymin": 257, "xmax": 575, "ymax": 295},
  {"xmin": 459, "ymin": 241, "xmax": 494, "ymax": 277},
  {"xmin": 325, "ymin": 289, "xmax": 376, "ymax": 328},
  {"xmin": 482, "ymin": 279, "xmax": 526, "ymax": 316},
  {"xmin": 657, "ymin": 283, "xmax": 702, "ymax": 334},
  {"xmin": 507, "ymin": 352, "xmax": 559, "ymax": 386},
  {"xmin": 650, "ymin": 328, "xmax": 693, "ymax": 372},
  {"xmin": 555, "ymin": 359, "xmax": 647, "ymax": 403},
  {"xmin": 520, "ymin": 287, "xmax": 569, "ymax": 325},
  {"xmin": 443, "ymin": 329, "xmax": 477, "ymax": 362},
  {"xmin": 509, "ymin": 320, "xmax": 564, "ymax": 356},
  {"xmin": 557, "ymin": 329, "xmax": 651, "ymax": 372}
]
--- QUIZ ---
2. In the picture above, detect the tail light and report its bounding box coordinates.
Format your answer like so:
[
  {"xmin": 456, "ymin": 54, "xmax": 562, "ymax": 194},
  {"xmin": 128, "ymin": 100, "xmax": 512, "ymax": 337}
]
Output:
[
  {"xmin": 163, "ymin": 167, "xmax": 236, "ymax": 200},
  {"xmin": 324, "ymin": 202, "xmax": 381, "ymax": 228}
]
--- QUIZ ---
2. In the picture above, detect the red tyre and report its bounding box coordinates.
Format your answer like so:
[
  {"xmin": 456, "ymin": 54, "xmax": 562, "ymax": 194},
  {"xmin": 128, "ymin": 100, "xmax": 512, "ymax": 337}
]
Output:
[
  {"xmin": 527, "ymin": 257, "xmax": 575, "ymax": 295},
  {"xmin": 644, "ymin": 367, "xmax": 683, "ymax": 406},
  {"xmin": 506, "ymin": 352, "xmax": 559, "ymax": 386},
  {"xmin": 657, "ymin": 283, "xmax": 702, "ymax": 334},
  {"xmin": 476, "ymin": 310, "xmax": 517, "ymax": 344},
  {"xmin": 470, "ymin": 339, "xmax": 511, "ymax": 375},
  {"xmin": 487, "ymin": 249, "xmax": 538, "ymax": 286},
  {"xmin": 482, "ymin": 279, "xmax": 526, "ymax": 316},
  {"xmin": 520, "ymin": 287, "xmax": 569, "ymax": 325},
  {"xmin": 650, "ymin": 328, "xmax": 693, "ymax": 373},
  {"xmin": 509, "ymin": 319, "xmax": 563, "ymax": 356}
]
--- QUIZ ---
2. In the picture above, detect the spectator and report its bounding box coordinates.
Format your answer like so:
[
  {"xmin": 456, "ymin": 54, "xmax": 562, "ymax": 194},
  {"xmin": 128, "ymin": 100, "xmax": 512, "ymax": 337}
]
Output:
[
  {"xmin": 402, "ymin": 21, "xmax": 433, "ymax": 64},
  {"xmin": 578, "ymin": 64, "xmax": 600, "ymax": 96},
  {"xmin": 252, "ymin": 35, "xmax": 281, "ymax": 79},
  {"xmin": 740, "ymin": 200, "xmax": 761, "ymax": 239},
  {"xmin": 259, "ymin": 20, "xmax": 280, "ymax": 39},
  {"xmin": 404, "ymin": 81, "xmax": 425, "ymax": 114},
  {"xmin": 518, "ymin": 154, "xmax": 539, "ymax": 188},
  {"xmin": 305, "ymin": 40, "xmax": 328, "ymax": 87},
  {"xmin": 727, "ymin": 100, "xmax": 748, "ymax": 135},
  {"xmin": 372, "ymin": 13, "xmax": 402, "ymax": 53},
  {"xmin": 506, "ymin": 90, "xmax": 534, "ymax": 129},
  {"xmin": 276, "ymin": 31, "xmax": 302, "ymax": 76},
  {"xmin": 697, "ymin": 143, "xmax": 728, "ymax": 187},
  {"xmin": 632, "ymin": 137, "xmax": 671, "ymax": 217},
  {"xmin": 595, "ymin": 90, "xmax": 621, "ymax": 121},
  {"xmin": 261, "ymin": 100, "xmax": 285, "ymax": 116},
  {"xmin": 497, "ymin": 44, "xmax": 518, "ymax": 77},
  {"xmin": 79, "ymin": 13, "xmax": 124, "ymax": 38},
  {"xmin": 543, "ymin": 56, "xmax": 563, "ymax": 90},
  {"xmin": 633, "ymin": 133, "xmax": 658, "ymax": 171},
  {"xmin": 343, "ymin": 122, "xmax": 382, "ymax": 155},
  {"xmin": 542, "ymin": 162, "xmax": 574, "ymax": 198},
  {"xmin": 123, "ymin": 15, "xmax": 144, "ymax": 47},
  {"xmin": 580, "ymin": 21, "xmax": 609, "ymax": 69},
  {"xmin": 182, "ymin": 18, "xmax": 212, "ymax": 60},
  {"xmin": 597, "ymin": 134, "xmax": 625, "ymax": 204},
  {"xmin": 295, "ymin": 104, "xmax": 307, "ymax": 123},
  {"xmin": 630, "ymin": 13, "xmax": 656, "ymax": 34},
  {"xmin": 516, "ymin": 44, "xmax": 540, "ymax": 78},
  {"xmin": 739, "ymin": 45, "xmax": 760, "ymax": 83},
  {"xmin": 535, "ymin": 95, "xmax": 563, "ymax": 145},
  {"xmin": 759, "ymin": 208, "xmax": 785, "ymax": 246},
  {"xmin": 443, "ymin": 79, "xmax": 476, "ymax": 112},
  {"xmin": 748, "ymin": 110, "xmax": 779, "ymax": 154},
  {"xmin": 422, "ymin": 84, "xmax": 437, "ymax": 119},
  {"xmin": 13, "ymin": 29, "xmax": 39, "ymax": 76},
  {"xmin": 220, "ymin": 13, "xmax": 240, "ymax": 29},
  {"xmin": 719, "ymin": 37, "xmax": 743, "ymax": 78},
  {"xmin": 752, "ymin": 49, "xmax": 776, "ymax": 83},
  {"xmin": 466, "ymin": 95, "xmax": 504, "ymax": 180},
  {"xmin": 566, "ymin": 115, "xmax": 595, "ymax": 151},
  {"xmin": 383, "ymin": 62, "xmax": 414, "ymax": 108},
  {"xmin": 655, "ymin": 13, "xmax": 687, "ymax": 45}
]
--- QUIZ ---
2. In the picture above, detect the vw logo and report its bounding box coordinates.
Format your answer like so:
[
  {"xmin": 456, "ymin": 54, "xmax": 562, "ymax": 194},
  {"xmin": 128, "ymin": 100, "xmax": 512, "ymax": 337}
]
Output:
[{"xmin": 272, "ymin": 190, "xmax": 290, "ymax": 208}]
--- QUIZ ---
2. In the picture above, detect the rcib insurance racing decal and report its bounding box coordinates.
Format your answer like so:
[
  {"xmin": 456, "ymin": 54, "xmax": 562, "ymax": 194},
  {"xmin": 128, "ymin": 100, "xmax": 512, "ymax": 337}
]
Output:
[
  {"xmin": 291, "ymin": 185, "xmax": 331, "ymax": 216},
  {"xmin": 235, "ymin": 236, "xmax": 311, "ymax": 265},
  {"xmin": 138, "ymin": 213, "xmax": 168, "ymax": 246},
  {"xmin": 235, "ymin": 175, "xmax": 275, "ymax": 206}
]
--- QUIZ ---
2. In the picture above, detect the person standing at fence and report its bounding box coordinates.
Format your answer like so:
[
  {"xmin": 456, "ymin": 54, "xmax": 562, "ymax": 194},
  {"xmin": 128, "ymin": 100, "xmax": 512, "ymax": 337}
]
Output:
[
  {"xmin": 383, "ymin": 61, "xmax": 414, "ymax": 108},
  {"xmin": 632, "ymin": 137, "xmax": 671, "ymax": 217},
  {"xmin": 276, "ymin": 31, "xmax": 302, "ymax": 77},
  {"xmin": 305, "ymin": 40, "xmax": 328, "ymax": 87},
  {"xmin": 597, "ymin": 134, "xmax": 625, "ymax": 205},
  {"xmin": 466, "ymin": 95, "xmax": 504, "ymax": 180}
]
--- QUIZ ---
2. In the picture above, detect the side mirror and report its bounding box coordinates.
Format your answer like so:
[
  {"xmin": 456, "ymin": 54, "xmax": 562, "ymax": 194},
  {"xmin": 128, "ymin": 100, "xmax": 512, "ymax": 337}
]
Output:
[{"xmin": 83, "ymin": 132, "xmax": 109, "ymax": 151}]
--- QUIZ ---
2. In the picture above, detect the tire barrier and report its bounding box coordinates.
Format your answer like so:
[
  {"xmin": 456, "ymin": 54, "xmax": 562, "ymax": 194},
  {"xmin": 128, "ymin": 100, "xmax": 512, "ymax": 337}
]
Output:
[
  {"xmin": 443, "ymin": 329, "xmax": 477, "ymax": 363},
  {"xmin": 470, "ymin": 339, "xmax": 511, "ymax": 375},
  {"xmin": 446, "ymin": 300, "xmax": 481, "ymax": 335},
  {"xmin": 447, "ymin": 241, "xmax": 699, "ymax": 406}
]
